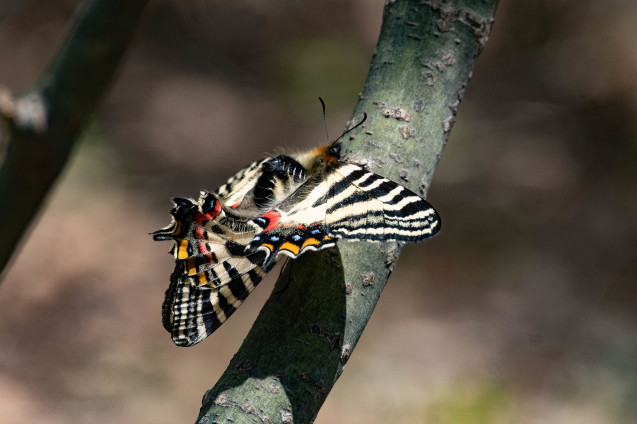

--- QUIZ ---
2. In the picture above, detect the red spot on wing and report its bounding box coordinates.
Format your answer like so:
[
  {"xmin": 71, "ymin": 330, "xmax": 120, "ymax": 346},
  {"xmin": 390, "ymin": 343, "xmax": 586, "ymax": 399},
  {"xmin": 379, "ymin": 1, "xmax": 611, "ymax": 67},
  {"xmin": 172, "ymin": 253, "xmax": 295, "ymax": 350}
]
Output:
[
  {"xmin": 262, "ymin": 210, "xmax": 281, "ymax": 232},
  {"xmin": 231, "ymin": 202, "xmax": 241, "ymax": 209},
  {"xmin": 199, "ymin": 242, "xmax": 215, "ymax": 264},
  {"xmin": 194, "ymin": 199, "xmax": 222, "ymax": 225},
  {"xmin": 192, "ymin": 199, "xmax": 221, "ymax": 265},
  {"xmin": 195, "ymin": 230, "xmax": 215, "ymax": 265}
]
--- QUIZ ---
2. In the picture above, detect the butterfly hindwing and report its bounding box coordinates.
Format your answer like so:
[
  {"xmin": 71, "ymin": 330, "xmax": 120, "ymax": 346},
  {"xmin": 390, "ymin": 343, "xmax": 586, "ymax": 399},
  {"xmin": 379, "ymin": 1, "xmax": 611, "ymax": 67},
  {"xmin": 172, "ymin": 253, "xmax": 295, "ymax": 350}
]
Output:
[
  {"xmin": 153, "ymin": 192, "xmax": 268, "ymax": 346},
  {"xmin": 153, "ymin": 192, "xmax": 265, "ymax": 284},
  {"xmin": 246, "ymin": 216, "xmax": 335, "ymax": 272}
]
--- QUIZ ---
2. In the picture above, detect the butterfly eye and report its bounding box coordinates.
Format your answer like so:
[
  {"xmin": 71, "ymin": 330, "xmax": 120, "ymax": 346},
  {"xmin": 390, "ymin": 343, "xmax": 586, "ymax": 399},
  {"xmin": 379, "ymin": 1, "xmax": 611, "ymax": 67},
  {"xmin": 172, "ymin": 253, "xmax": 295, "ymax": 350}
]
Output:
[{"xmin": 328, "ymin": 144, "xmax": 340, "ymax": 158}]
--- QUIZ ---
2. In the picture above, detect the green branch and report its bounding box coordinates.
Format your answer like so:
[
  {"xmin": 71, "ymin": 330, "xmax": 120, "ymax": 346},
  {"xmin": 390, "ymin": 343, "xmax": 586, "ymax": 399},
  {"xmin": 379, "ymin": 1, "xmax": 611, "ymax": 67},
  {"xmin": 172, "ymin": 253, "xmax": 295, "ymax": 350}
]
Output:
[
  {"xmin": 0, "ymin": 0, "xmax": 149, "ymax": 278},
  {"xmin": 197, "ymin": 0, "xmax": 498, "ymax": 423}
]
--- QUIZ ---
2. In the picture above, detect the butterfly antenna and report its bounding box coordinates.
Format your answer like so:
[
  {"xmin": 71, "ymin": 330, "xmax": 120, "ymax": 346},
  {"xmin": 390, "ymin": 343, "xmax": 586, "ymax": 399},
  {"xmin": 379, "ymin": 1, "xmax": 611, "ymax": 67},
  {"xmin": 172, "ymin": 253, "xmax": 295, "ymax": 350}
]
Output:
[
  {"xmin": 320, "ymin": 97, "xmax": 367, "ymax": 146},
  {"xmin": 333, "ymin": 112, "xmax": 367, "ymax": 146},
  {"xmin": 319, "ymin": 97, "xmax": 330, "ymax": 142}
]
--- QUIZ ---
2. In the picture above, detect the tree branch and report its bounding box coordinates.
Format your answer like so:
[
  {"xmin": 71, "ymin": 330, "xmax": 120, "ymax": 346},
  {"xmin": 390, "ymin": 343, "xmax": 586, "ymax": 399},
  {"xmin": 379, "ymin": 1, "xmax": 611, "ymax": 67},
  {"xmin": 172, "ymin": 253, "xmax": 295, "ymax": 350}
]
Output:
[
  {"xmin": 196, "ymin": 0, "xmax": 499, "ymax": 422},
  {"xmin": 0, "ymin": 0, "xmax": 149, "ymax": 278}
]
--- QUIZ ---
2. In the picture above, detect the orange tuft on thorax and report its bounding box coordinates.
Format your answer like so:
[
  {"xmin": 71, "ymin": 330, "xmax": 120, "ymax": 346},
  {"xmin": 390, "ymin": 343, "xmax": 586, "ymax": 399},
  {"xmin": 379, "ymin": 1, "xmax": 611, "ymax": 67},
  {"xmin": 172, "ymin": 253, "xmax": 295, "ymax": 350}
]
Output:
[{"xmin": 313, "ymin": 145, "xmax": 338, "ymax": 163}]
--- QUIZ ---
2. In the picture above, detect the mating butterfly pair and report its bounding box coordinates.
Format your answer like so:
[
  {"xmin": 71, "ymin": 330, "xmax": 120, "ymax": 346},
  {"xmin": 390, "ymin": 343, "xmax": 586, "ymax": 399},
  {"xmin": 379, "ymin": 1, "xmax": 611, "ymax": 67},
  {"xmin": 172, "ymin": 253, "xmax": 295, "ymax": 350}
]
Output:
[{"xmin": 154, "ymin": 118, "xmax": 440, "ymax": 346}]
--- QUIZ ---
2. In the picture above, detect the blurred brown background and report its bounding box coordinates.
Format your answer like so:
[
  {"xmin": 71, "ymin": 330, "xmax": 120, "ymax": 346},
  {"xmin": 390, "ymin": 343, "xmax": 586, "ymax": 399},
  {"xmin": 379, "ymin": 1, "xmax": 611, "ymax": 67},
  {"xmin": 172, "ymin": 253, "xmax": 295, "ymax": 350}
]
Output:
[{"xmin": 1, "ymin": 1, "xmax": 636, "ymax": 423}]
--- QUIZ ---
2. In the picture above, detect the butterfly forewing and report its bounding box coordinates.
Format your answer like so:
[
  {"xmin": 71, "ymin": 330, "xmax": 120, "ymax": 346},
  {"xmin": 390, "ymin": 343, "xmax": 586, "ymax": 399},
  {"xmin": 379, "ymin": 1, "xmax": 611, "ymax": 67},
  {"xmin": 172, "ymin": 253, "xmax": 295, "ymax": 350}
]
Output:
[
  {"xmin": 163, "ymin": 261, "xmax": 265, "ymax": 346},
  {"xmin": 242, "ymin": 162, "xmax": 440, "ymax": 269},
  {"xmin": 324, "ymin": 164, "xmax": 441, "ymax": 242},
  {"xmin": 215, "ymin": 159, "xmax": 266, "ymax": 208}
]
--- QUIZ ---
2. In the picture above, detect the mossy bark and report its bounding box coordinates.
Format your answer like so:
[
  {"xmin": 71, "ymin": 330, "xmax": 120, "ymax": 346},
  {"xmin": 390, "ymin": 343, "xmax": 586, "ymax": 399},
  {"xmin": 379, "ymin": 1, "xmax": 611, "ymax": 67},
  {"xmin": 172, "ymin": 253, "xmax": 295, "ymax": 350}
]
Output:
[
  {"xmin": 0, "ymin": 0, "xmax": 149, "ymax": 278},
  {"xmin": 197, "ymin": 1, "xmax": 499, "ymax": 423}
]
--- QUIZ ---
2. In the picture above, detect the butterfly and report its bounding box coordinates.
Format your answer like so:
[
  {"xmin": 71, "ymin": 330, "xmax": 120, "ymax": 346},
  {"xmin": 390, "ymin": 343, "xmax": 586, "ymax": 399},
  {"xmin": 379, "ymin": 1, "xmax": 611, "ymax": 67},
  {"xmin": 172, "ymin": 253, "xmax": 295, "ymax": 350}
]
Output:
[{"xmin": 153, "ymin": 111, "xmax": 441, "ymax": 347}]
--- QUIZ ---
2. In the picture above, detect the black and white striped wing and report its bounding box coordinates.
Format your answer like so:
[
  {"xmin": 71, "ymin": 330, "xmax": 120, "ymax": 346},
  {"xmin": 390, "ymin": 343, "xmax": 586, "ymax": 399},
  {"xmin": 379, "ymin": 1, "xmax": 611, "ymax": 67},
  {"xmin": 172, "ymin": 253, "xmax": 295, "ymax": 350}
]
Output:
[
  {"xmin": 244, "ymin": 163, "xmax": 440, "ymax": 271},
  {"xmin": 154, "ymin": 156, "xmax": 311, "ymax": 347},
  {"xmin": 324, "ymin": 164, "xmax": 440, "ymax": 242},
  {"xmin": 162, "ymin": 261, "xmax": 265, "ymax": 347},
  {"xmin": 269, "ymin": 163, "xmax": 440, "ymax": 242},
  {"xmin": 153, "ymin": 192, "xmax": 267, "ymax": 347},
  {"xmin": 215, "ymin": 159, "xmax": 266, "ymax": 207}
]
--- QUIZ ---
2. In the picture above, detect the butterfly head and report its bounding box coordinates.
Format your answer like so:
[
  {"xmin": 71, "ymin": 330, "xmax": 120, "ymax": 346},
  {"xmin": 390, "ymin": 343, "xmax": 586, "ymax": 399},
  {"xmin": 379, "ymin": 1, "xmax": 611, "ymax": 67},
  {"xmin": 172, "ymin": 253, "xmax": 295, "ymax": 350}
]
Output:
[
  {"xmin": 327, "ymin": 139, "xmax": 342, "ymax": 158},
  {"xmin": 310, "ymin": 141, "xmax": 341, "ymax": 167},
  {"xmin": 312, "ymin": 111, "xmax": 367, "ymax": 167}
]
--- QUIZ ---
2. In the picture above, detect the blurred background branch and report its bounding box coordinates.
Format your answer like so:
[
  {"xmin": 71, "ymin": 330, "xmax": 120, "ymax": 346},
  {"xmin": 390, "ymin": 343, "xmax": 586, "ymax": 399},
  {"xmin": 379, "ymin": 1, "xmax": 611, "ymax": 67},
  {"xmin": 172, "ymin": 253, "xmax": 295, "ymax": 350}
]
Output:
[
  {"xmin": 197, "ymin": 1, "xmax": 498, "ymax": 423},
  {"xmin": 0, "ymin": 0, "xmax": 148, "ymax": 278}
]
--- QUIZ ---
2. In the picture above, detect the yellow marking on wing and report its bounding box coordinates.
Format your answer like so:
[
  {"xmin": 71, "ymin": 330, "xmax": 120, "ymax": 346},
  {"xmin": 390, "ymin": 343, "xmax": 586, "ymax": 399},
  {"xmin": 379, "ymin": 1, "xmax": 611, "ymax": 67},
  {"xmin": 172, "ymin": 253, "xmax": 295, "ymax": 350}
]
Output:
[
  {"xmin": 261, "ymin": 243, "xmax": 274, "ymax": 252},
  {"xmin": 197, "ymin": 272, "xmax": 208, "ymax": 287},
  {"xmin": 173, "ymin": 221, "xmax": 182, "ymax": 236},
  {"xmin": 280, "ymin": 242, "xmax": 301, "ymax": 256},
  {"xmin": 177, "ymin": 240, "xmax": 190, "ymax": 259},
  {"xmin": 301, "ymin": 238, "xmax": 320, "ymax": 248}
]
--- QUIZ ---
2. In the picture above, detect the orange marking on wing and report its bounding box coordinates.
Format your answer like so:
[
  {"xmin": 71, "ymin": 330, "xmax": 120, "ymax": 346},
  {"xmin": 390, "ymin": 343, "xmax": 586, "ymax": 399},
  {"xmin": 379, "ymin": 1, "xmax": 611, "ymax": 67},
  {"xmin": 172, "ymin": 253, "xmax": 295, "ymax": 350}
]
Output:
[
  {"xmin": 280, "ymin": 242, "xmax": 301, "ymax": 256},
  {"xmin": 197, "ymin": 272, "xmax": 208, "ymax": 286},
  {"xmin": 231, "ymin": 202, "xmax": 241, "ymax": 209},
  {"xmin": 301, "ymin": 238, "xmax": 320, "ymax": 248}
]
